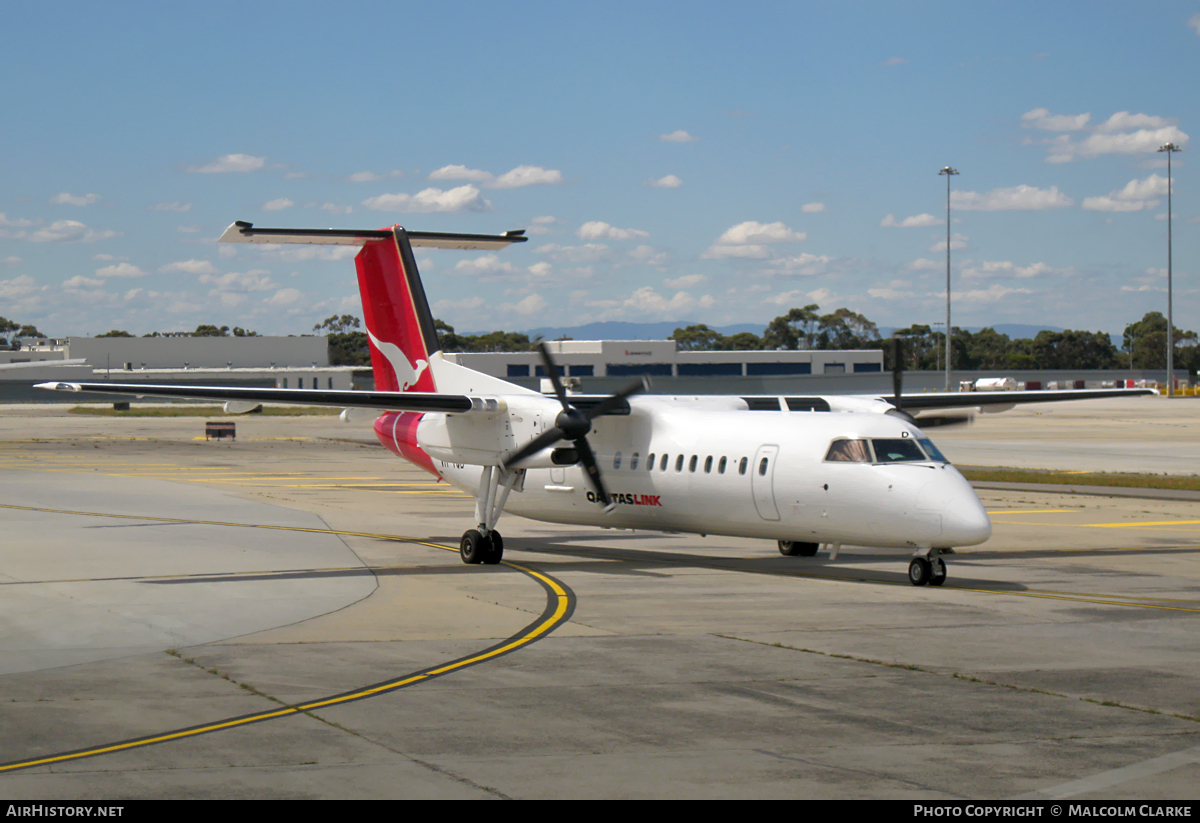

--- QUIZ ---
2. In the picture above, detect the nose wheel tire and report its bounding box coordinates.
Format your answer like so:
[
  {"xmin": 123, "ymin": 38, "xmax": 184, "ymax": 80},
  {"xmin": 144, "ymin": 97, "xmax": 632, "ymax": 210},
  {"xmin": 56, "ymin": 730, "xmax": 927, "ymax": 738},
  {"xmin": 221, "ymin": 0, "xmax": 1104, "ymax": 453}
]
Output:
[
  {"xmin": 778, "ymin": 540, "xmax": 820, "ymax": 557},
  {"xmin": 909, "ymin": 556, "xmax": 948, "ymax": 587},
  {"xmin": 460, "ymin": 529, "xmax": 505, "ymax": 565}
]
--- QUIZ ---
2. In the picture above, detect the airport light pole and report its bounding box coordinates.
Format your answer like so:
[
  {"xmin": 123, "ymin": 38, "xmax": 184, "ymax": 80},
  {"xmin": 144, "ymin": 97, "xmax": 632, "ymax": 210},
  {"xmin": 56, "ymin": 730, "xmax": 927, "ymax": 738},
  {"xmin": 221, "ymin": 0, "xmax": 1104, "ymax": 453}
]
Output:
[
  {"xmin": 939, "ymin": 166, "xmax": 959, "ymax": 392},
  {"xmin": 1158, "ymin": 143, "xmax": 1181, "ymax": 396},
  {"xmin": 932, "ymin": 321, "xmax": 945, "ymax": 373}
]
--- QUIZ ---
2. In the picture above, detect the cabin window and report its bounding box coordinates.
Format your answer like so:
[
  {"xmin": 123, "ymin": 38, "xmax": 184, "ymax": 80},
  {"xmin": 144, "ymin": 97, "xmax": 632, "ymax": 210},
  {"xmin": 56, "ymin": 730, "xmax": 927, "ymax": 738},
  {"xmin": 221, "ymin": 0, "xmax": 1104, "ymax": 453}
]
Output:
[
  {"xmin": 718, "ymin": 456, "xmax": 727, "ymax": 474},
  {"xmin": 631, "ymin": 452, "xmax": 640, "ymax": 470},
  {"xmin": 688, "ymin": 455, "xmax": 697, "ymax": 472},
  {"xmin": 647, "ymin": 452, "xmax": 655, "ymax": 470},
  {"xmin": 675, "ymin": 455, "xmax": 684, "ymax": 472},
  {"xmin": 917, "ymin": 438, "xmax": 948, "ymax": 463},
  {"xmin": 704, "ymin": 456, "xmax": 713, "ymax": 473},
  {"xmin": 661, "ymin": 453, "xmax": 669, "ymax": 471},
  {"xmin": 825, "ymin": 439, "xmax": 871, "ymax": 463},
  {"xmin": 871, "ymin": 438, "xmax": 927, "ymax": 463},
  {"xmin": 738, "ymin": 457, "xmax": 748, "ymax": 475},
  {"xmin": 758, "ymin": 457, "xmax": 769, "ymax": 476},
  {"xmin": 613, "ymin": 452, "xmax": 622, "ymax": 470}
]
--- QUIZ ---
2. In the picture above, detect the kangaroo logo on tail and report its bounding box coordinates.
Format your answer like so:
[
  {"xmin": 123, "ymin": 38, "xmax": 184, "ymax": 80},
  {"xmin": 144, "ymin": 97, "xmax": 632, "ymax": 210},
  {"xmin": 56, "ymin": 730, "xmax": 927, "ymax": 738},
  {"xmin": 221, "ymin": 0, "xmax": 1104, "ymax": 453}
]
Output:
[{"xmin": 367, "ymin": 329, "xmax": 428, "ymax": 391}]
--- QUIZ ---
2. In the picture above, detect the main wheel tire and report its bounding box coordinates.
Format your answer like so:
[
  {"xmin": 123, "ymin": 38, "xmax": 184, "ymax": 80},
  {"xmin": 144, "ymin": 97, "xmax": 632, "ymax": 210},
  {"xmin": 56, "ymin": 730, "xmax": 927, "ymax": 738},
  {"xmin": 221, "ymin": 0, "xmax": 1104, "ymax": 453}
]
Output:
[
  {"xmin": 460, "ymin": 529, "xmax": 485, "ymax": 564},
  {"xmin": 908, "ymin": 557, "xmax": 932, "ymax": 586},
  {"xmin": 482, "ymin": 530, "xmax": 504, "ymax": 565},
  {"xmin": 778, "ymin": 540, "xmax": 820, "ymax": 557},
  {"xmin": 928, "ymin": 558, "xmax": 947, "ymax": 586}
]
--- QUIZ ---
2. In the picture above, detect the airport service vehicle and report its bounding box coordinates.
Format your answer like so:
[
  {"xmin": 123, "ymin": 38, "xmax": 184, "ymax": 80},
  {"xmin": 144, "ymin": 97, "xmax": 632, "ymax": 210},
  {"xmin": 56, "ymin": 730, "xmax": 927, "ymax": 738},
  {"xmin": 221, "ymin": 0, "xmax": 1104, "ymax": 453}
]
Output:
[{"xmin": 36, "ymin": 222, "xmax": 1155, "ymax": 586}]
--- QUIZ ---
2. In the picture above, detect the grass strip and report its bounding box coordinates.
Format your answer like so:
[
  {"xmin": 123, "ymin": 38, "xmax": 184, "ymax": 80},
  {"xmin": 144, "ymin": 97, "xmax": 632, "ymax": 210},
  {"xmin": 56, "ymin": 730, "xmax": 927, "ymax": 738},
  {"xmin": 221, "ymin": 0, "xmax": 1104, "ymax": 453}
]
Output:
[{"xmin": 960, "ymin": 465, "xmax": 1200, "ymax": 492}]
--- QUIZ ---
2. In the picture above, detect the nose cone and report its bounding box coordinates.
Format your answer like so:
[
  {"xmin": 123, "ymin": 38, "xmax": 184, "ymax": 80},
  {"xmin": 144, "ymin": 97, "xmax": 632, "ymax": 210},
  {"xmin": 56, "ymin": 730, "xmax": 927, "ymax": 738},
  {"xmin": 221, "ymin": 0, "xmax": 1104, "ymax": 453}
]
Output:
[{"xmin": 940, "ymin": 477, "xmax": 992, "ymax": 546}]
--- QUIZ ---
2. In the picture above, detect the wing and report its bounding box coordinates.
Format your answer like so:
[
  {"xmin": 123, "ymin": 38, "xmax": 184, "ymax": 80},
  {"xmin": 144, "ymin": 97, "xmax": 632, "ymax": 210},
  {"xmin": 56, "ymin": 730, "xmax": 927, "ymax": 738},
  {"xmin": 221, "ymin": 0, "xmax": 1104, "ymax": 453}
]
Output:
[
  {"xmin": 33, "ymin": 381, "xmax": 502, "ymax": 414},
  {"xmin": 895, "ymin": 386, "xmax": 1158, "ymax": 411}
]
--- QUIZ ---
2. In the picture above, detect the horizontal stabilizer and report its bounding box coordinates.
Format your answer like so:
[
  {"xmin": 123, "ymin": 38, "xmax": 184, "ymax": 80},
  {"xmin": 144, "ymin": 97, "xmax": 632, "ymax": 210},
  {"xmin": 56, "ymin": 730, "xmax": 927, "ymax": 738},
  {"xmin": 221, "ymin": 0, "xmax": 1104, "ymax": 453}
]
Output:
[
  {"xmin": 218, "ymin": 222, "xmax": 527, "ymax": 250},
  {"xmin": 34, "ymin": 382, "xmax": 509, "ymax": 414}
]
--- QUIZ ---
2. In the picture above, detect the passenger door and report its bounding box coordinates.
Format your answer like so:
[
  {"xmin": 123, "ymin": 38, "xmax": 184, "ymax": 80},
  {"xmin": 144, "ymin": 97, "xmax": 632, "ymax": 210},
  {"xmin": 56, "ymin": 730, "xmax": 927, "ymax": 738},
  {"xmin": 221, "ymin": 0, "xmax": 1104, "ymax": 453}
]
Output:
[{"xmin": 751, "ymin": 444, "xmax": 780, "ymax": 521}]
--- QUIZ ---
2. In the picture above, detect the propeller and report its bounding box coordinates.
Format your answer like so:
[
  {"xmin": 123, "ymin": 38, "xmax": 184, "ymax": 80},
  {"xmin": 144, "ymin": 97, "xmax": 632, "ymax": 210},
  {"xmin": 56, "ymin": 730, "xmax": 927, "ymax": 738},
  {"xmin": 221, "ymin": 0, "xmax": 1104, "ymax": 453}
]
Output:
[{"xmin": 500, "ymin": 342, "xmax": 648, "ymax": 512}]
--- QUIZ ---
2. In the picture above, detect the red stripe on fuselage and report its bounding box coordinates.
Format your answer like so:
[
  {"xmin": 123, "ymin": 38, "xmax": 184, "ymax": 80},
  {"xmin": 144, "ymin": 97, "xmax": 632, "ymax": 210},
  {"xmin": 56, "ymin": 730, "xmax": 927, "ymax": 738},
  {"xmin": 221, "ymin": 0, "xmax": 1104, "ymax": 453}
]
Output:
[{"xmin": 374, "ymin": 411, "xmax": 440, "ymax": 478}]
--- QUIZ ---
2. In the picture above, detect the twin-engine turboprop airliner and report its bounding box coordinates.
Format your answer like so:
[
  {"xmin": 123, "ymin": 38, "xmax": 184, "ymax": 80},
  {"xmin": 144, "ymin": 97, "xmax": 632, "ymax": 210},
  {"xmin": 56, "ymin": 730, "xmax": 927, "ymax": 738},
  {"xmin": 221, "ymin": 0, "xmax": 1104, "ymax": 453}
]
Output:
[{"xmin": 37, "ymin": 222, "xmax": 1155, "ymax": 586}]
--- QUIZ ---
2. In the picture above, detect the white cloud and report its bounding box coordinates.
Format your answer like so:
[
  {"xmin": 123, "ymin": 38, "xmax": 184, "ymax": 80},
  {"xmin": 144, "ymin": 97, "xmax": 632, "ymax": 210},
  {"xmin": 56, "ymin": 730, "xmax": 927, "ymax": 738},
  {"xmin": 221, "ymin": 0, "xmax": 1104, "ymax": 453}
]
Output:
[
  {"xmin": 646, "ymin": 175, "xmax": 683, "ymax": 188},
  {"xmin": 349, "ymin": 170, "xmax": 403, "ymax": 183},
  {"xmin": 880, "ymin": 212, "xmax": 940, "ymax": 227},
  {"xmin": 26, "ymin": 220, "xmax": 119, "ymax": 243},
  {"xmin": 158, "ymin": 259, "xmax": 219, "ymax": 275},
  {"xmin": 533, "ymin": 243, "xmax": 609, "ymax": 264},
  {"xmin": 715, "ymin": 221, "xmax": 805, "ymax": 245},
  {"xmin": 577, "ymin": 221, "xmax": 649, "ymax": 241},
  {"xmin": 908, "ymin": 258, "xmax": 941, "ymax": 271},
  {"xmin": 262, "ymin": 198, "xmax": 294, "ymax": 211},
  {"xmin": 429, "ymin": 165, "xmax": 494, "ymax": 182},
  {"xmin": 801, "ymin": 202, "xmax": 826, "ymax": 213},
  {"xmin": 660, "ymin": 130, "xmax": 699, "ymax": 143},
  {"xmin": 628, "ymin": 245, "xmax": 669, "ymax": 267},
  {"xmin": 0, "ymin": 213, "xmax": 36, "ymax": 228},
  {"xmin": 0, "ymin": 276, "xmax": 39, "ymax": 299},
  {"xmin": 361, "ymin": 185, "xmax": 492, "ymax": 213},
  {"xmin": 954, "ymin": 284, "xmax": 1035, "ymax": 303},
  {"xmin": 257, "ymin": 244, "xmax": 358, "ymax": 262},
  {"xmin": 63, "ymin": 275, "xmax": 105, "ymax": 290},
  {"xmin": 489, "ymin": 165, "xmax": 563, "ymax": 189},
  {"xmin": 1020, "ymin": 108, "xmax": 1090, "ymax": 131},
  {"xmin": 1082, "ymin": 173, "xmax": 1168, "ymax": 212},
  {"xmin": 187, "ymin": 153, "xmax": 266, "ymax": 173},
  {"xmin": 177, "ymin": 225, "xmax": 201, "ymax": 233},
  {"xmin": 454, "ymin": 254, "xmax": 517, "ymax": 276},
  {"xmin": 151, "ymin": 201, "xmax": 192, "ymax": 212},
  {"xmin": 50, "ymin": 192, "xmax": 100, "ymax": 206},
  {"xmin": 2, "ymin": 256, "xmax": 21, "ymax": 268},
  {"xmin": 952, "ymin": 185, "xmax": 1073, "ymax": 210},
  {"xmin": 267, "ymin": 287, "xmax": 301, "ymax": 306},
  {"xmin": 200, "ymin": 270, "xmax": 278, "ymax": 292},
  {"xmin": 761, "ymin": 253, "xmax": 834, "ymax": 276},
  {"xmin": 764, "ymin": 287, "xmax": 833, "ymax": 307},
  {"xmin": 433, "ymin": 296, "xmax": 485, "ymax": 313},
  {"xmin": 703, "ymin": 220, "xmax": 805, "ymax": 258},
  {"xmin": 321, "ymin": 203, "xmax": 354, "ymax": 215},
  {"xmin": 532, "ymin": 215, "xmax": 557, "ymax": 224},
  {"xmin": 929, "ymin": 233, "xmax": 969, "ymax": 252},
  {"xmin": 1027, "ymin": 110, "xmax": 1189, "ymax": 163},
  {"xmin": 881, "ymin": 57, "xmax": 908, "ymax": 67},
  {"xmin": 500, "ymin": 294, "xmax": 549, "ymax": 315},
  {"xmin": 1190, "ymin": 13, "xmax": 1200, "ymax": 35},
  {"xmin": 95, "ymin": 263, "xmax": 147, "ymax": 278},
  {"xmin": 664, "ymin": 274, "xmax": 707, "ymax": 289},
  {"xmin": 960, "ymin": 260, "xmax": 1059, "ymax": 279}
]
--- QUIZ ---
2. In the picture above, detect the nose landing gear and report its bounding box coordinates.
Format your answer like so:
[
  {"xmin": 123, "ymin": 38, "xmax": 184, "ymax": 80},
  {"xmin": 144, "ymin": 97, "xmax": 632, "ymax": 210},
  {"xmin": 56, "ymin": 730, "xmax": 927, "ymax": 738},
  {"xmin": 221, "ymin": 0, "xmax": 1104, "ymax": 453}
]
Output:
[{"xmin": 908, "ymin": 550, "xmax": 949, "ymax": 587}]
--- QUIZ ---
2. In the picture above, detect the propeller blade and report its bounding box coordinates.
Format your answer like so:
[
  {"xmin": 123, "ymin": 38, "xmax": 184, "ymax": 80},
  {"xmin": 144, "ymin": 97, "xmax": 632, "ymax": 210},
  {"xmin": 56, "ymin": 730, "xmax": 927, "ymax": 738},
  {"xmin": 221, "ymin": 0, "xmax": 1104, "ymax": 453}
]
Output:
[
  {"xmin": 500, "ymin": 426, "xmax": 565, "ymax": 469},
  {"xmin": 584, "ymin": 375, "xmax": 649, "ymax": 421},
  {"xmin": 536, "ymin": 342, "xmax": 570, "ymax": 409},
  {"xmin": 573, "ymin": 437, "xmax": 615, "ymax": 512}
]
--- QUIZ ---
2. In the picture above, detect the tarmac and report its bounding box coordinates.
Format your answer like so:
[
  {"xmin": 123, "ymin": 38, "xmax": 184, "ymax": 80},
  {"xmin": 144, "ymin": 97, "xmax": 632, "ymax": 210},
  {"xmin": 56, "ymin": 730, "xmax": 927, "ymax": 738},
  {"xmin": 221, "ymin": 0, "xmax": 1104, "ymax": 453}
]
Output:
[{"xmin": 0, "ymin": 395, "xmax": 1197, "ymax": 799}]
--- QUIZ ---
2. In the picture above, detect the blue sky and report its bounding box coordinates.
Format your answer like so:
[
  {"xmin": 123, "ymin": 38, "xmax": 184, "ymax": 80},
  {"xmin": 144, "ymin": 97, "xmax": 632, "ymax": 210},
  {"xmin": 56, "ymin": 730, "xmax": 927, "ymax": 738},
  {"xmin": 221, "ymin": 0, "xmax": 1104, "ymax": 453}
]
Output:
[{"xmin": 2, "ymin": 1, "xmax": 1197, "ymax": 338}]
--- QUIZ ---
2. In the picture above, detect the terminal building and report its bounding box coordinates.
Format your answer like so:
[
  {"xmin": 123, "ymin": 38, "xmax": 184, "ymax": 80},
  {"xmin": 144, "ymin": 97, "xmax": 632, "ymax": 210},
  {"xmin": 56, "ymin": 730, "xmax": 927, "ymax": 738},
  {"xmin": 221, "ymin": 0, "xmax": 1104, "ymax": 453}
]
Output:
[
  {"xmin": 447, "ymin": 339, "xmax": 884, "ymax": 379},
  {"xmin": 0, "ymin": 336, "xmax": 360, "ymax": 402}
]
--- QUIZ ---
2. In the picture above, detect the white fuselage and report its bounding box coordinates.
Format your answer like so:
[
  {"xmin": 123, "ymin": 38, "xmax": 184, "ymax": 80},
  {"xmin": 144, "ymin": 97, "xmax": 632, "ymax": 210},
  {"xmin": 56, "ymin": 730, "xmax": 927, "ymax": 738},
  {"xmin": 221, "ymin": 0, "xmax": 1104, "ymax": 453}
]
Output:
[{"xmin": 420, "ymin": 397, "xmax": 992, "ymax": 550}]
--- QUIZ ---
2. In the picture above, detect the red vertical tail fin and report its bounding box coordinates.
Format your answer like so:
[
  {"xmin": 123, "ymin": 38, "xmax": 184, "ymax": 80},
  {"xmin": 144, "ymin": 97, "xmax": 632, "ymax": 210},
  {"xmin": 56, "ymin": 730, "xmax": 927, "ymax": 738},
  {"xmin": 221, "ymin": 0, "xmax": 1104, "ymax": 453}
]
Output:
[{"xmin": 355, "ymin": 228, "xmax": 440, "ymax": 393}]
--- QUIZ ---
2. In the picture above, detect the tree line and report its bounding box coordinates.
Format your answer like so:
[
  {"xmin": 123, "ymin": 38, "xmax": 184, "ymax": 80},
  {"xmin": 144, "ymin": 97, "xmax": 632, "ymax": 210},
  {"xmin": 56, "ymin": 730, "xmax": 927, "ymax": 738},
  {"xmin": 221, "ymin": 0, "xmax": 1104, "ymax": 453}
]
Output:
[{"xmin": 4, "ymin": 309, "xmax": 1195, "ymax": 373}]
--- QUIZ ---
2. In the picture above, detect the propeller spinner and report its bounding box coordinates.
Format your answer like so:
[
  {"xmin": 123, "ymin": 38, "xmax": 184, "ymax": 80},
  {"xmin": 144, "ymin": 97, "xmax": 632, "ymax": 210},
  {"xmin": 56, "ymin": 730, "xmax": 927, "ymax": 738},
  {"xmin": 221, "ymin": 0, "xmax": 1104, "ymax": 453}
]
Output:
[{"xmin": 500, "ymin": 343, "xmax": 648, "ymax": 512}]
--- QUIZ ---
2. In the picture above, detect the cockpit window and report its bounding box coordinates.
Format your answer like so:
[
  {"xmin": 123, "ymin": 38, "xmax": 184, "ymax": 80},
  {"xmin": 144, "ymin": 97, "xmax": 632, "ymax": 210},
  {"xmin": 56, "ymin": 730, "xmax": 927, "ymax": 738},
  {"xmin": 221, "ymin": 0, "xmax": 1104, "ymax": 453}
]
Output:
[
  {"xmin": 871, "ymin": 438, "xmax": 927, "ymax": 463},
  {"xmin": 824, "ymin": 439, "xmax": 871, "ymax": 463},
  {"xmin": 917, "ymin": 437, "xmax": 948, "ymax": 463}
]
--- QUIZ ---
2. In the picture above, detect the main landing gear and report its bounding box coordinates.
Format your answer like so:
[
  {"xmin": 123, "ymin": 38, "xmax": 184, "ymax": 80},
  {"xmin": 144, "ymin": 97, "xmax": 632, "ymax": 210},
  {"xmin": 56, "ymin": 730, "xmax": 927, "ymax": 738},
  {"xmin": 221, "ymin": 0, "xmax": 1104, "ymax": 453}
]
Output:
[
  {"xmin": 778, "ymin": 540, "xmax": 819, "ymax": 557},
  {"xmin": 459, "ymin": 465, "xmax": 520, "ymax": 566}
]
